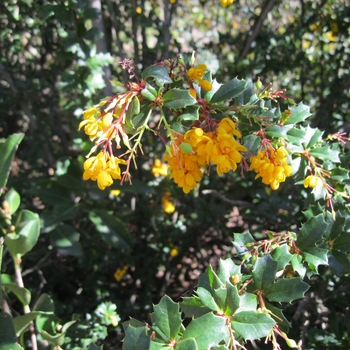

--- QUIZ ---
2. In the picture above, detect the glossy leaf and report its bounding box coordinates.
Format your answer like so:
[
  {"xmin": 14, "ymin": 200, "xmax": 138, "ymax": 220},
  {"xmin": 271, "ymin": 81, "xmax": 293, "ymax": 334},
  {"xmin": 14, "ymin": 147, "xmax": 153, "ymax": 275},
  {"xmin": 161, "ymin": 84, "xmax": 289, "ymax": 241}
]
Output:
[
  {"xmin": 283, "ymin": 102, "xmax": 311, "ymax": 125},
  {"xmin": 151, "ymin": 295, "xmax": 182, "ymax": 340},
  {"xmin": 211, "ymin": 78, "xmax": 247, "ymax": 103},
  {"xmin": 122, "ymin": 322, "xmax": 150, "ymax": 350},
  {"xmin": 183, "ymin": 313, "xmax": 229, "ymax": 348},
  {"xmin": 303, "ymin": 248, "xmax": 328, "ymax": 273},
  {"xmin": 217, "ymin": 258, "xmax": 241, "ymax": 286},
  {"xmin": 310, "ymin": 146, "xmax": 340, "ymax": 162},
  {"xmin": 5, "ymin": 209, "xmax": 40, "ymax": 257},
  {"xmin": 296, "ymin": 214, "xmax": 330, "ymax": 250},
  {"xmin": 141, "ymin": 65, "xmax": 172, "ymax": 87},
  {"xmin": 265, "ymin": 278, "xmax": 310, "ymax": 303},
  {"xmin": 271, "ymin": 245, "xmax": 293, "ymax": 270},
  {"xmin": 163, "ymin": 89, "xmax": 197, "ymax": 109},
  {"xmin": 175, "ymin": 338, "xmax": 198, "ymax": 350},
  {"xmin": 231, "ymin": 311, "xmax": 275, "ymax": 340},
  {"xmin": 232, "ymin": 232, "xmax": 255, "ymax": 256},
  {"xmin": 180, "ymin": 296, "xmax": 211, "ymax": 318},
  {"xmin": 0, "ymin": 133, "xmax": 24, "ymax": 195},
  {"xmin": 128, "ymin": 106, "xmax": 152, "ymax": 130},
  {"xmin": 2, "ymin": 282, "xmax": 31, "ymax": 307},
  {"xmin": 252, "ymin": 255, "xmax": 278, "ymax": 290},
  {"xmin": 4, "ymin": 188, "xmax": 21, "ymax": 215},
  {"xmin": 224, "ymin": 283, "xmax": 240, "ymax": 315}
]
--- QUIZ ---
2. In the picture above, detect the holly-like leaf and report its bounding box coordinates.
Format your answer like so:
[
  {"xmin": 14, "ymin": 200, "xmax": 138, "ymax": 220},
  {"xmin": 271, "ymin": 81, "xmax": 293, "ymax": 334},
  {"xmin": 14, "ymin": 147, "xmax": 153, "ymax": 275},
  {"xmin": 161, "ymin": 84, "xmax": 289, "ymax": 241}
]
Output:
[
  {"xmin": 177, "ymin": 105, "xmax": 200, "ymax": 122},
  {"xmin": 175, "ymin": 338, "xmax": 198, "ymax": 350},
  {"xmin": 183, "ymin": 313, "xmax": 229, "ymax": 348},
  {"xmin": 211, "ymin": 77, "xmax": 247, "ymax": 103},
  {"xmin": 303, "ymin": 125, "xmax": 324, "ymax": 148},
  {"xmin": 231, "ymin": 311, "xmax": 275, "ymax": 340},
  {"xmin": 264, "ymin": 278, "xmax": 310, "ymax": 303},
  {"xmin": 128, "ymin": 106, "xmax": 152, "ymax": 130},
  {"xmin": 283, "ymin": 102, "xmax": 312, "ymax": 125},
  {"xmin": 122, "ymin": 322, "xmax": 150, "ymax": 350},
  {"xmin": 296, "ymin": 214, "xmax": 330, "ymax": 250},
  {"xmin": 271, "ymin": 245, "xmax": 293, "ymax": 270},
  {"xmin": 0, "ymin": 133, "xmax": 24, "ymax": 195},
  {"xmin": 151, "ymin": 295, "xmax": 182, "ymax": 340},
  {"xmin": 141, "ymin": 65, "xmax": 172, "ymax": 87},
  {"xmin": 235, "ymin": 293, "xmax": 257, "ymax": 313},
  {"xmin": 163, "ymin": 89, "xmax": 197, "ymax": 109},
  {"xmin": 252, "ymin": 255, "xmax": 278, "ymax": 291},
  {"xmin": 196, "ymin": 287, "xmax": 219, "ymax": 311},
  {"xmin": 224, "ymin": 283, "xmax": 240, "ymax": 316},
  {"xmin": 290, "ymin": 254, "xmax": 307, "ymax": 278},
  {"xmin": 5, "ymin": 209, "xmax": 40, "ymax": 257},
  {"xmin": 303, "ymin": 248, "xmax": 329, "ymax": 273},
  {"xmin": 265, "ymin": 302, "xmax": 290, "ymax": 333},
  {"xmin": 232, "ymin": 232, "xmax": 255, "ymax": 256},
  {"xmin": 181, "ymin": 296, "xmax": 211, "ymax": 318},
  {"xmin": 217, "ymin": 258, "xmax": 241, "ymax": 286},
  {"xmin": 310, "ymin": 146, "xmax": 340, "ymax": 162},
  {"xmin": 265, "ymin": 125, "xmax": 292, "ymax": 140}
]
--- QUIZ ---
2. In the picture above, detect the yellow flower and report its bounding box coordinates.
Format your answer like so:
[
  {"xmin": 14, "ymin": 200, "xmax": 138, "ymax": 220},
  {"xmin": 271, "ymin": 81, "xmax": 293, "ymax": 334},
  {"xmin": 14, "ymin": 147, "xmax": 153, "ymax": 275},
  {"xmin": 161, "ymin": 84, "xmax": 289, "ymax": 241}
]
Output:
[
  {"xmin": 170, "ymin": 0, "xmax": 176, "ymax": 3},
  {"xmin": 110, "ymin": 189, "xmax": 121, "ymax": 197},
  {"xmin": 188, "ymin": 64, "xmax": 212, "ymax": 91},
  {"xmin": 164, "ymin": 142, "xmax": 203, "ymax": 194},
  {"xmin": 152, "ymin": 159, "xmax": 169, "ymax": 177},
  {"xmin": 83, "ymin": 152, "xmax": 126, "ymax": 190},
  {"xmin": 170, "ymin": 247, "xmax": 179, "ymax": 257},
  {"xmin": 221, "ymin": 0, "xmax": 234, "ymax": 7},
  {"xmin": 136, "ymin": 6, "xmax": 142, "ymax": 14},
  {"xmin": 162, "ymin": 192, "xmax": 176, "ymax": 214},
  {"xmin": 304, "ymin": 175, "xmax": 322, "ymax": 189},
  {"xmin": 114, "ymin": 265, "xmax": 128, "ymax": 282},
  {"xmin": 250, "ymin": 147, "xmax": 292, "ymax": 190}
]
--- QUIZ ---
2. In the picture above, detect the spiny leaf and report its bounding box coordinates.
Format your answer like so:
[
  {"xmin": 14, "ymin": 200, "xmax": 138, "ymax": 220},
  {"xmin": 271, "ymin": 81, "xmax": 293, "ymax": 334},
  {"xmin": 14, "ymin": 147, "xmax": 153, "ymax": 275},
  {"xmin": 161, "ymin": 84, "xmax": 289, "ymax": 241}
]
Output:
[
  {"xmin": 252, "ymin": 255, "xmax": 278, "ymax": 290},
  {"xmin": 211, "ymin": 77, "xmax": 247, "ymax": 103}
]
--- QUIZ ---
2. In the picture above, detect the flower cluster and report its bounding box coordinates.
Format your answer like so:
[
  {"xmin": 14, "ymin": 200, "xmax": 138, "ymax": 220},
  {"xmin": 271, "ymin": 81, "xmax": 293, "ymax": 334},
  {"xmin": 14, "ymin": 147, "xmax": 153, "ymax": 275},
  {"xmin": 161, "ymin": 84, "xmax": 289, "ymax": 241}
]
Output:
[
  {"xmin": 188, "ymin": 64, "xmax": 212, "ymax": 92},
  {"xmin": 250, "ymin": 147, "xmax": 292, "ymax": 190},
  {"xmin": 83, "ymin": 152, "xmax": 126, "ymax": 190},
  {"xmin": 152, "ymin": 159, "xmax": 169, "ymax": 177},
  {"xmin": 304, "ymin": 175, "xmax": 322, "ymax": 188},
  {"xmin": 165, "ymin": 118, "xmax": 247, "ymax": 193}
]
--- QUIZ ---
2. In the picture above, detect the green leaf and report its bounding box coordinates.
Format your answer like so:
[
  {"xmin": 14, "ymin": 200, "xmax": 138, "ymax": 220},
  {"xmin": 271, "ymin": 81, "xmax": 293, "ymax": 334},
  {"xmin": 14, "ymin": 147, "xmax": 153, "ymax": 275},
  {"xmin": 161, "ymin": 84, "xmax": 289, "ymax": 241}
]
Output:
[
  {"xmin": 310, "ymin": 146, "xmax": 340, "ymax": 162},
  {"xmin": 303, "ymin": 248, "xmax": 329, "ymax": 273},
  {"xmin": 283, "ymin": 103, "xmax": 312, "ymax": 125},
  {"xmin": 296, "ymin": 214, "xmax": 329, "ymax": 250},
  {"xmin": 0, "ymin": 133, "xmax": 24, "ymax": 195},
  {"xmin": 152, "ymin": 295, "xmax": 182, "ymax": 340},
  {"xmin": 180, "ymin": 297, "xmax": 211, "ymax": 318},
  {"xmin": 122, "ymin": 323, "xmax": 150, "ymax": 350},
  {"xmin": 33, "ymin": 294, "xmax": 55, "ymax": 313},
  {"xmin": 252, "ymin": 255, "xmax": 278, "ymax": 290},
  {"xmin": 235, "ymin": 293, "xmax": 257, "ymax": 313},
  {"xmin": 271, "ymin": 245, "xmax": 293, "ymax": 270},
  {"xmin": 232, "ymin": 232, "xmax": 255, "ymax": 256},
  {"xmin": 243, "ymin": 134, "xmax": 261, "ymax": 155},
  {"xmin": 217, "ymin": 258, "xmax": 241, "ymax": 286},
  {"xmin": 196, "ymin": 287, "xmax": 218, "ymax": 311},
  {"xmin": 265, "ymin": 278, "xmax": 310, "ymax": 303},
  {"xmin": 175, "ymin": 338, "xmax": 198, "ymax": 350},
  {"xmin": 128, "ymin": 106, "xmax": 152, "ymax": 130},
  {"xmin": 286, "ymin": 127, "xmax": 307, "ymax": 146},
  {"xmin": 204, "ymin": 79, "xmax": 221, "ymax": 102},
  {"xmin": 142, "ymin": 65, "xmax": 172, "ymax": 87},
  {"xmin": 4, "ymin": 188, "xmax": 21, "ymax": 215},
  {"xmin": 211, "ymin": 78, "xmax": 247, "ymax": 103},
  {"xmin": 265, "ymin": 125, "xmax": 292, "ymax": 139},
  {"xmin": 2, "ymin": 283, "xmax": 31, "ymax": 307},
  {"xmin": 51, "ymin": 224, "xmax": 82, "ymax": 257},
  {"xmin": 231, "ymin": 311, "xmax": 275, "ymax": 340},
  {"xmin": 265, "ymin": 302, "xmax": 290, "ymax": 332},
  {"xmin": 177, "ymin": 105, "xmax": 200, "ymax": 122},
  {"xmin": 183, "ymin": 313, "xmax": 229, "ymax": 349},
  {"xmin": 224, "ymin": 283, "xmax": 240, "ymax": 316},
  {"xmin": 125, "ymin": 97, "xmax": 141, "ymax": 128},
  {"xmin": 4, "ymin": 209, "xmax": 40, "ymax": 257},
  {"xmin": 88, "ymin": 344, "xmax": 103, "ymax": 350},
  {"xmin": 163, "ymin": 89, "xmax": 197, "ymax": 109},
  {"xmin": 13, "ymin": 312, "xmax": 45, "ymax": 337},
  {"xmin": 0, "ymin": 312, "xmax": 23, "ymax": 349},
  {"xmin": 303, "ymin": 126, "xmax": 324, "ymax": 148},
  {"xmin": 234, "ymin": 81, "xmax": 255, "ymax": 106},
  {"xmin": 141, "ymin": 86, "xmax": 156, "ymax": 101},
  {"xmin": 89, "ymin": 210, "xmax": 133, "ymax": 250},
  {"xmin": 290, "ymin": 254, "xmax": 306, "ymax": 278}
]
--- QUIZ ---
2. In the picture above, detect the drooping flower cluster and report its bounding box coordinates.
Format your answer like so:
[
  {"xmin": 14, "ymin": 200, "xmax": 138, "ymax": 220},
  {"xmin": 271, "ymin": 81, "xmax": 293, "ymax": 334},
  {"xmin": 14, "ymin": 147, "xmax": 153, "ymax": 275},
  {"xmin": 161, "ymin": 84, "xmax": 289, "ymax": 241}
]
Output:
[
  {"xmin": 250, "ymin": 147, "xmax": 292, "ymax": 190},
  {"xmin": 165, "ymin": 118, "xmax": 247, "ymax": 193},
  {"xmin": 83, "ymin": 152, "xmax": 126, "ymax": 190}
]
